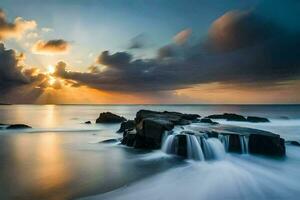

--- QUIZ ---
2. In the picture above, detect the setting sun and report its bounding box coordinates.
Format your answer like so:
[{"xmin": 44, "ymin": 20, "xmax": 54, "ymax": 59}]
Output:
[
  {"xmin": 48, "ymin": 76, "xmax": 56, "ymax": 86},
  {"xmin": 47, "ymin": 65, "xmax": 55, "ymax": 74}
]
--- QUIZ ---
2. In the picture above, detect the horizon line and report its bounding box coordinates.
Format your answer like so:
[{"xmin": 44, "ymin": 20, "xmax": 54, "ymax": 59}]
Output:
[{"xmin": 1, "ymin": 103, "xmax": 300, "ymax": 106}]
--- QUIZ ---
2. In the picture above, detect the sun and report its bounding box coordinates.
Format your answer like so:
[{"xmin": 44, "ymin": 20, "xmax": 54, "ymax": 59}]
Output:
[
  {"xmin": 48, "ymin": 76, "xmax": 56, "ymax": 86},
  {"xmin": 47, "ymin": 65, "xmax": 55, "ymax": 74}
]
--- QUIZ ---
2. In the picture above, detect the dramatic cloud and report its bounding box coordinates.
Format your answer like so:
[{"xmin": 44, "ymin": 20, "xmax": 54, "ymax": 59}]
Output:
[
  {"xmin": 173, "ymin": 28, "xmax": 192, "ymax": 45},
  {"xmin": 0, "ymin": 43, "xmax": 29, "ymax": 90},
  {"xmin": 54, "ymin": 9, "xmax": 300, "ymax": 93},
  {"xmin": 0, "ymin": 43, "xmax": 59, "ymax": 97},
  {"xmin": 32, "ymin": 39, "xmax": 70, "ymax": 54},
  {"xmin": 0, "ymin": 9, "xmax": 37, "ymax": 40},
  {"xmin": 207, "ymin": 10, "xmax": 282, "ymax": 52}
]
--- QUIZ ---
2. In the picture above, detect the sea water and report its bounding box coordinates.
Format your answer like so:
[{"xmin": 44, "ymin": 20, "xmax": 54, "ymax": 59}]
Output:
[{"xmin": 0, "ymin": 104, "xmax": 300, "ymax": 200}]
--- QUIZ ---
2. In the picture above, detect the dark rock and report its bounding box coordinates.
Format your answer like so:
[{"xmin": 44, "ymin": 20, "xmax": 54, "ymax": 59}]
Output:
[
  {"xmin": 135, "ymin": 118, "xmax": 174, "ymax": 149},
  {"xmin": 206, "ymin": 131, "xmax": 219, "ymax": 138},
  {"xmin": 100, "ymin": 139, "xmax": 120, "ymax": 143},
  {"xmin": 96, "ymin": 112, "xmax": 126, "ymax": 123},
  {"xmin": 207, "ymin": 113, "xmax": 247, "ymax": 121},
  {"xmin": 121, "ymin": 130, "xmax": 136, "ymax": 147},
  {"xmin": 6, "ymin": 124, "xmax": 31, "ymax": 129},
  {"xmin": 181, "ymin": 113, "xmax": 201, "ymax": 121},
  {"xmin": 248, "ymin": 134, "xmax": 285, "ymax": 157},
  {"xmin": 247, "ymin": 116, "xmax": 269, "ymax": 123},
  {"xmin": 286, "ymin": 141, "xmax": 300, "ymax": 146},
  {"xmin": 124, "ymin": 110, "xmax": 199, "ymax": 149},
  {"xmin": 135, "ymin": 110, "xmax": 199, "ymax": 125},
  {"xmin": 180, "ymin": 130, "xmax": 196, "ymax": 135},
  {"xmin": 227, "ymin": 134, "xmax": 243, "ymax": 153},
  {"xmin": 85, "ymin": 121, "xmax": 92, "ymax": 124},
  {"xmin": 207, "ymin": 113, "xmax": 270, "ymax": 123},
  {"xmin": 200, "ymin": 118, "xmax": 219, "ymax": 125},
  {"xmin": 175, "ymin": 134, "xmax": 188, "ymax": 158},
  {"xmin": 117, "ymin": 120, "xmax": 135, "ymax": 133}
]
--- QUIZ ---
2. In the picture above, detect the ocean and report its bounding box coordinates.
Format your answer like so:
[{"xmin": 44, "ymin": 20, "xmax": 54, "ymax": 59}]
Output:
[{"xmin": 0, "ymin": 105, "xmax": 300, "ymax": 200}]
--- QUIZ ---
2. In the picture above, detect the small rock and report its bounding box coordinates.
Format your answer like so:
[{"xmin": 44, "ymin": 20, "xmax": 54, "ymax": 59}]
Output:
[
  {"xmin": 6, "ymin": 124, "xmax": 31, "ymax": 129},
  {"xmin": 247, "ymin": 116, "xmax": 269, "ymax": 123},
  {"xmin": 100, "ymin": 139, "xmax": 120, "ymax": 144},
  {"xmin": 96, "ymin": 112, "xmax": 126, "ymax": 123},
  {"xmin": 85, "ymin": 121, "xmax": 92, "ymax": 124},
  {"xmin": 207, "ymin": 113, "xmax": 247, "ymax": 121}
]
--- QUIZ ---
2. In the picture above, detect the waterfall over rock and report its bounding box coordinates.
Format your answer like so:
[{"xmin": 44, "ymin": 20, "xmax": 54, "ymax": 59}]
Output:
[
  {"xmin": 162, "ymin": 128, "xmax": 252, "ymax": 161},
  {"xmin": 162, "ymin": 132, "xmax": 230, "ymax": 161},
  {"xmin": 186, "ymin": 135, "xmax": 205, "ymax": 160},
  {"xmin": 206, "ymin": 138, "xmax": 226, "ymax": 159},
  {"xmin": 240, "ymin": 135, "xmax": 248, "ymax": 154}
]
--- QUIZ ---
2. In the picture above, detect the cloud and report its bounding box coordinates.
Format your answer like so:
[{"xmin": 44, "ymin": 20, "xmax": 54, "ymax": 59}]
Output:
[
  {"xmin": 97, "ymin": 51, "xmax": 132, "ymax": 67},
  {"xmin": 157, "ymin": 44, "xmax": 178, "ymax": 59},
  {"xmin": 0, "ymin": 43, "xmax": 29, "ymax": 90},
  {"xmin": 207, "ymin": 10, "xmax": 282, "ymax": 52},
  {"xmin": 53, "ymin": 8, "xmax": 300, "ymax": 93},
  {"xmin": 0, "ymin": 43, "xmax": 61, "ymax": 98},
  {"xmin": 173, "ymin": 28, "xmax": 192, "ymax": 45},
  {"xmin": 0, "ymin": 9, "xmax": 37, "ymax": 40},
  {"xmin": 26, "ymin": 32, "xmax": 39, "ymax": 39},
  {"xmin": 32, "ymin": 39, "xmax": 70, "ymax": 55},
  {"xmin": 158, "ymin": 29, "xmax": 192, "ymax": 59},
  {"xmin": 128, "ymin": 33, "xmax": 149, "ymax": 49}
]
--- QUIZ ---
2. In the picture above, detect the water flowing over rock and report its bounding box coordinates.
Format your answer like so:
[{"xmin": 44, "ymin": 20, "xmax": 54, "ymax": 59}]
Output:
[
  {"xmin": 121, "ymin": 110, "xmax": 200, "ymax": 149},
  {"xmin": 119, "ymin": 110, "xmax": 285, "ymax": 159},
  {"xmin": 162, "ymin": 133, "xmax": 225, "ymax": 161}
]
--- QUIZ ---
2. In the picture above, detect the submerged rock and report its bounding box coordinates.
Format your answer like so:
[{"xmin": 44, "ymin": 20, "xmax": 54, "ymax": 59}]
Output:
[
  {"xmin": 286, "ymin": 141, "xmax": 300, "ymax": 146},
  {"xmin": 96, "ymin": 112, "xmax": 126, "ymax": 123},
  {"xmin": 200, "ymin": 118, "xmax": 219, "ymax": 125},
  {"xmin": 207, "ymin": 113, "xmax": 247, "ymax": 121},
  {"xmin": 100, "ymin": 139, "xmax": 120, "ymax": 144},
  {"xmin": 117, "ymin": 120, "xmax": 135, "ymax": 133},
  {"xmin": 207, "ymin": 113, "xmax": 270, "ymax": 123},
  {"xmin": 6, "ymin": 124, "xmax": 31, "ymax": 129},
  {"xmin": 246, "ymin": 116, "xmax": 269, "ymax": 123}
]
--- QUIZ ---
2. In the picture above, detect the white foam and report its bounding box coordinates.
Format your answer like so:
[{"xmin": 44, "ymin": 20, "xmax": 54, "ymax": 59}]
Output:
[{"xmin": 80, "ymin": 146, "xmax": 300, "ymax": 200}]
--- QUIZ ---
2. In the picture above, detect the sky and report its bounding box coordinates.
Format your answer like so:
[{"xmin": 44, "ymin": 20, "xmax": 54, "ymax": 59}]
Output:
[{"xmin": 0, "ymin": 0, "xmax": 299, "ymax": 104}]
